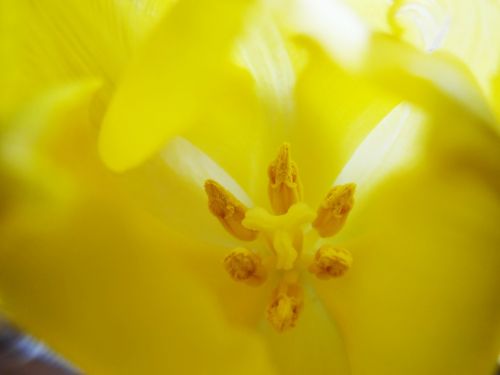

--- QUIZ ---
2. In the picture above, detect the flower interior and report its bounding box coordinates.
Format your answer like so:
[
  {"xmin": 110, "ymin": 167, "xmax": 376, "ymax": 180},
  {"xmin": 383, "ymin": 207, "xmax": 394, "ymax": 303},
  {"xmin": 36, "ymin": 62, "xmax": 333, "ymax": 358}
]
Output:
[{"xmin": 205, "ymin": 143, "xmax": 356, "ymax": 332}]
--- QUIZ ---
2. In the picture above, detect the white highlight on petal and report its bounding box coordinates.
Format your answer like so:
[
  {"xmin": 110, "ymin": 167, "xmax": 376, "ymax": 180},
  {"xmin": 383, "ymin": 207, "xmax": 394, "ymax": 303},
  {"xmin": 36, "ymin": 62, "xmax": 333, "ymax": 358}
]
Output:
[
  {"xmin": 394, "ymin": 0, "xmax": 450, "ymax": 52},
  {"xmin": 161, "ymin": 136, "xmax": 253, "ymax": 206},
  {"xmin": 288, "ymin": 0, "xmax": 369, "ymax": 70},
  {"xmin": 335, "ymin": 103, "xmax": 426, "ymax": 199},
  {"xmin": 236, "ymin": 15, "xmax": 296, "ymax": 116}
]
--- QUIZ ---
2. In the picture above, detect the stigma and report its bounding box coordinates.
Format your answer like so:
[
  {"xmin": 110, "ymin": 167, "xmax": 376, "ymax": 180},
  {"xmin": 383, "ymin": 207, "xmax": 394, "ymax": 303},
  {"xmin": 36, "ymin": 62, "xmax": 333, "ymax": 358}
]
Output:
[{"xmin": 204, "ymin": 143, "xmax": 356, "ymax": 332}]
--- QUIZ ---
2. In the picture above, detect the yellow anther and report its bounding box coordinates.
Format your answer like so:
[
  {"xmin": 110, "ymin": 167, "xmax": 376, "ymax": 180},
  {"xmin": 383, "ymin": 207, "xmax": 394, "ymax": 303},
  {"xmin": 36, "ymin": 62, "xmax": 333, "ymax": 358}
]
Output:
[
  {"xmin": 309, "ymin": 245, "xmax": 352, "ymax": 279},
  {"xmin": 267, "ymin": 281, "xmax": 304, "ymax": 332},
  {"xmin": 268, "ymin": 143, "xmax": 303, "ymax": 214},
  {"xmin": 205, "ymin": 179, "xmax": 258, "ymax": 241},
  {"xmin": 313, "ymin": 183, "xmax": 356, "ymax": 237},
  {"xmin": 224, "ymin": 247, "xmax": 266, "ymax": 286}
]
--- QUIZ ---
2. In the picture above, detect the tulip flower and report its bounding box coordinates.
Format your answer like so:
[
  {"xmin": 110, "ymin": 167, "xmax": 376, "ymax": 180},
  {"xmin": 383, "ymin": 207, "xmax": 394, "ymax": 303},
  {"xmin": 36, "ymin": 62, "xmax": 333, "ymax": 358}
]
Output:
[{"xmin": 0, "ymin": 0, "xmax": 499, "ymax": 374}]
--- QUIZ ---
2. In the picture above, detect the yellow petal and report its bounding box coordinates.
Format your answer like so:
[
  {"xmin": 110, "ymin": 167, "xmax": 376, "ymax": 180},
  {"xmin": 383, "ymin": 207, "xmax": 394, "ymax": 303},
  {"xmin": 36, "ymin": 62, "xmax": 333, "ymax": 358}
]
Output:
[
  {"xmin": 285, "ymin": 0, "xmax": 369, "ymax": 70},
  {"xmin": 98, "ymin": 0, "xmax": 257, "ymax": 172},
  {"xmin": 235, "ymin": 9, "xmax": 296, "ymax": 121},
  {"xmin": 492, "ymin": 71, "xmax": 500, "ymax": 123},
  {"xmin": 334, "ymin": 102, "xmax": 427, "ymax": 202},
  {"xmin": 339, "ymin": 0, "xmax": 393, "ymax": 33},
  {"xmin": 0, "ymin": 80, "xmax": 101, "ymax": 212},
  {"xmin": 0, "ymin": 0, "xmax": 152, "ymax": 119},
  {"xmin": 291, "ymin": 41, "xmax": 398, "ymax": 205},
  {"xmin": 363, "ymin": 34, "xmax": 496, "ymax": 128},
  {"xmin": 0, "ymin": 82, "xmax": 275, "ymax": 375},
  {"xmin": 0, "ymin": 199, "xmax": 275, "ymax": 375},
  {"xmin": 388, "ymin": 0, "xmax": 500, "ymax": 102},
  {"xmin": 121, "ymin": 137, "xmax": 257, "ymax": 244},
  {"xmin": 313, "ymin": 98, "xmax": 500, "ymax": 375}
]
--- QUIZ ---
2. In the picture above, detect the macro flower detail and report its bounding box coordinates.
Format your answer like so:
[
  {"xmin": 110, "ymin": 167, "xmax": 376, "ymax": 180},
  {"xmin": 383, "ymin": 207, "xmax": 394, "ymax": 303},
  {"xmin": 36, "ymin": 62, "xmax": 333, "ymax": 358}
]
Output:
[
  {"xmin": 205, "ymin": 143, "xmax": 355, "ymax": 332},
  {"xmin": 1, "ymin": 0, "xmax": 500, "ymax": 374}
]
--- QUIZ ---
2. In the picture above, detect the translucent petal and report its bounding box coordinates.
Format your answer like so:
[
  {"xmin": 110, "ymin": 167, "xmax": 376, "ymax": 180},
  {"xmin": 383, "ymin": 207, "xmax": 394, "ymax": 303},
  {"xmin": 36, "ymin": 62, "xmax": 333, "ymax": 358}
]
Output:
[
  {"xmin": 340, "ymin": 0, "xmax": 393, "ymax": 33},
  {"xmin": 313, "ymin": 98, "xmax": 500, "ymax": 375},
  {"xmin": 388, "ymin": 0, "xmax": 500, "ymax": 101},
  {"xmin": 334, "ymin": 102, "xmax": 427, "ymax": 202},
  {"xmin": 363, "ymin": 34, "xmax": 496, "ymax": 128},
  {"xmin": 121, "ymin": 137, "xmax": 256, "ymax": 245},
  {"xmin": 0, "ymin": 0, "xmax": 158, "ymax": 119},
  {"xmin": 285, "ymin": 0, "xmax": 369, "ymax": 70},
  {"xmin": 98, "ymin": 0, "xmax": 259, "ymax": 172},
  {"xmin": 291, "ymin": 41, "xmax": 398, "ymax": 206},
  {"xmin": 235, "ymin": 9, "xmax": 296, "ymax": 122}
]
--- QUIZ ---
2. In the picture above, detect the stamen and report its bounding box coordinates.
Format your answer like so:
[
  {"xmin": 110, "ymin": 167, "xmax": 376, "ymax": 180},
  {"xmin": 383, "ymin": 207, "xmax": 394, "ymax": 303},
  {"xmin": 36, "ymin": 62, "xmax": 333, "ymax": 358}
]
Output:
[
  {"xmin": 313, "ymin": 183, "xmax": 356, "ymax": 237},
  {"xmin": 205, "ymin": 180, "xmax": 258, "ymax": 241},
  {"xmin": 267, "ymin": 280, "xmax": 304, "ymax": 332},
  {"xmin": 309, "ymin": 245, "xmax": 352, "ymax": 279},
  {"xmin": 268, "ymin": 143, "xmax": 303, "ymax": 214},
  {"xmin": 224, "ymin": 247, "xmax": 266, "ymax": 286}
]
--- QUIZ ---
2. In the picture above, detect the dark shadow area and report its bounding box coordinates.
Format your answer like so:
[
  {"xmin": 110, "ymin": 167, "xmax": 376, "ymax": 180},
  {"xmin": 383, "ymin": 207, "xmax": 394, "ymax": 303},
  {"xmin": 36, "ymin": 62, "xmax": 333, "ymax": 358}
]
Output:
[{"xmin": 0, "ymin": 321, "xmax": 81, "ymax": 375}]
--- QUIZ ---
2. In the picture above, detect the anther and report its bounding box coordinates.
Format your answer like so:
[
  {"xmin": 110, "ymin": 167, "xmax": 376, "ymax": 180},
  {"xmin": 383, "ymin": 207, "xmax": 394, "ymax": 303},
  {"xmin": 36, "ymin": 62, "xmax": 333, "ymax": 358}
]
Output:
[
  {"xmin": 205, "ymin": 179, "xmax": 258, "ymax": 241},
  {"xmin": 268, "ymin": 143, "xmax": 303, "ymax": 214},
  {"xmin": 267, "ymin": 281, "xmax": 303, "ymax": 332},
  {"xmin": 309, "ymin": 245, "xmax": 352, "ymax": 279},
  {"xmin": 224, "ymin": 247, "xmax": 266, "ymax": 286},
  {"xmin": 313, "ymin": 183, "xmax": 356, "ymax": 237}
]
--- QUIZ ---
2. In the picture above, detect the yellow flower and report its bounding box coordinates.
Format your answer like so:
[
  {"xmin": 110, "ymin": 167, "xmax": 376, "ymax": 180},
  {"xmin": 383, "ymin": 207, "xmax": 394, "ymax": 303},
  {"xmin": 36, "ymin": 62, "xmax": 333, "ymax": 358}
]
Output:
[{"xmin": 1, "ymin": 0, "xmax": 500, "ymax": 374}]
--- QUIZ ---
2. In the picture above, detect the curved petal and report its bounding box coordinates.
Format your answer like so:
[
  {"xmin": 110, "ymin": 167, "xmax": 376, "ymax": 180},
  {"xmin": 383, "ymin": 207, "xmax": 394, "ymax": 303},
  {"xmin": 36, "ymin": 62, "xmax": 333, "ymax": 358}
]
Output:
[
  {"xmin": 334, "ymin": 102, "xmax": 427, "ymax": 202},
  {"xmin": 338, "ymin": 0, "xmax": 393, "ymax": 33},
  {"xmin": 286, "ymin": 1, "xmax": 498, "ymax": 131},
  {"xmin": 291, "ymin": 41, "xmax": 398, "ymax": 206},
  {"xmin": 121, "ymin": 137, "xmax": 256, "ymax": 245},
  {"xmin": 0, "ymin": 83, "xmax": 276, "ymax": 374},
  {"xmin": 0, "ymin": 0, "xmax": 156, "ymax": 119},
  {"xmin": 388, "ymin": 0, "xmax": 500, "ymax": 101},
  {"xmin": 0, "ymin": 199, "xmax": 275, "ymax": 375},
  {"xmin": 313, "ymin": 98, "xmax": 500, "ymax": 375},
  {"xmin": 259, "ymin": 282, "xmax": 351, "ymax": 375},
  {"xmin": 492, "ymin": 71, "xmax": 500, "ymax": 123},
  {"xmin": 285, "ymin": 0, "xmax": 369, "ymax": 70},
  {"xmin": 235, "ymin": 9, "xmax": 296, "ymax": 123},
  {"xmin": 0, "ymin": 80, "xmax": 102, "ymax": 212},
  {"xmin": 99, "ymin": 0, "xmax": 259, "ymax": 170},
  {"xmin": 363, "ymin": 34, "xmax": 496, "ymax": 129}
]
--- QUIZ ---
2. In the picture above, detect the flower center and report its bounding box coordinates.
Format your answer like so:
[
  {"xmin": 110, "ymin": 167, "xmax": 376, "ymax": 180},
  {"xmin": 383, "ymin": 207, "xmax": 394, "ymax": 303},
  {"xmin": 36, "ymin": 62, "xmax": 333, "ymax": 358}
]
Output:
[{"xmin": 204, "ymin": 143, "xmax": 356, "ymax": 332}]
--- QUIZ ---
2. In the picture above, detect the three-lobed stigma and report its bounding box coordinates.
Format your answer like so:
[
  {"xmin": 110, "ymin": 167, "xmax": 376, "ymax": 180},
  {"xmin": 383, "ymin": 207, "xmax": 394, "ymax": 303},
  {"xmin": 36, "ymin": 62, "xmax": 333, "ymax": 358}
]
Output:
[{"xmin": 204, "ymin": 144, "xmax": 355, "ymax": 332}]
